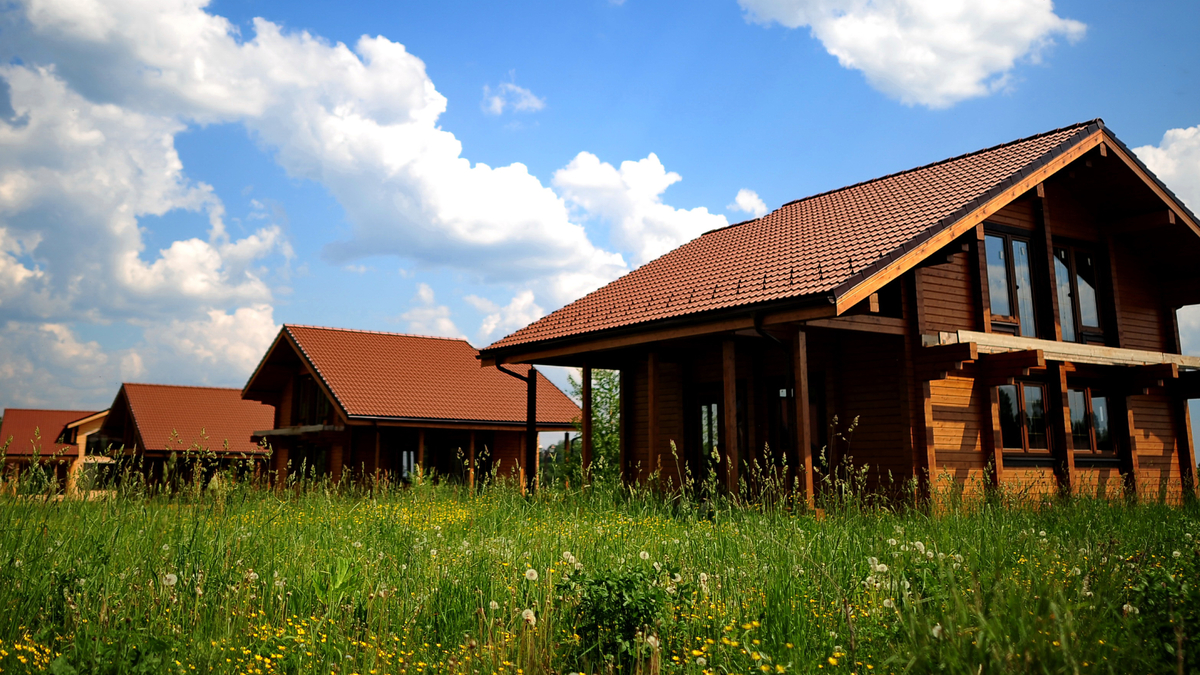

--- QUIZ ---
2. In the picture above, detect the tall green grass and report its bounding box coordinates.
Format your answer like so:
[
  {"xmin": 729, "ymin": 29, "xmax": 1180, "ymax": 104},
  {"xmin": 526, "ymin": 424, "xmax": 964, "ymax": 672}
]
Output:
[{"xmin": 0, "ymin": 457, "xmax": 1197, "ymax": 675}]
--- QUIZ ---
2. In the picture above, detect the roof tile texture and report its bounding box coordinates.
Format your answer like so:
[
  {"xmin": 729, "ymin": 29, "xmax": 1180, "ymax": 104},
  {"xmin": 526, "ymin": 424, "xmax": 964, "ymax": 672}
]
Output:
[
  {"xmin": 284, "ymin": 326, "xmax": 580, "ymax": 424},
  {"xmin": 487, "ymin": 122, "xmax": 1095, "ymax": 351},
  {"xmin": 123, "ymin": 384, "xmax": 274, "ymax": 454},
  {"xmin": 0, "ymin": 409, "xmax": 94, "ymax": 456}
]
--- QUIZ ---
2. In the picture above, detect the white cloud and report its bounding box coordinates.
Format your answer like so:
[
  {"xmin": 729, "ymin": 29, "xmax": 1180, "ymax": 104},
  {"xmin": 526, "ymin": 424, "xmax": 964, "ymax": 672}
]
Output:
[
  {"xmin": 400, "ymin": 283, "xmax": 463, "ymax": 338},
  {"xmin": 554, "ymin": 152, "xmax": 727, "ymax": 266},
  {"xmin": 739, "ymin": 0, "xmax": 1085, "ymax": 108},
  {"xmin": 729, "ymin": 188, "xmax": 769, "ymax": 218},
  {"xmin": 466, "ymin": 290, "xmax": 545, "ymax": 339},
  {"xmin": 140, "ymin": 303, "xmax": 280, "ymax": 383},
  {"xmin": 1134, "ymin": 124, "xmax": 1200, "ymax": 216},
  {"xmin": 482, "ymin": 80, "xmax": 546, "ymax": 115}
]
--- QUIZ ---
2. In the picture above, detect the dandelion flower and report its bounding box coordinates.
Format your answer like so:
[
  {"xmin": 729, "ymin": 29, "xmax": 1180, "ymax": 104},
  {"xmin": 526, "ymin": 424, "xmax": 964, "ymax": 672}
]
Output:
[
  {"xmin": 352, "ymin": 541, "xmax": 363, "ymax": 548},
  {"xmin": 1173, "ymin": 550, "xmax": 1181, "ymax": 558},
  {"xmin": 887, "ymin": 538, "xmax": 898, "ymax": 546},
  {"xmin": 1123, "ymin": 603, "xmax": 1139, "ymax": 615},
  {"xmin": 162, "ymin": 544, "xmax": 170, "ymax": 552},
  {"xmin": 828, "ymin": 657, "xmax": 838, "ymax": 666},
  {"xmin": 883, "ymin": 598, "xmax": 894, "ymax": 608},
  {"xmin": 913, "ymin": 541, "xmax": 926, "ymax": 554},
  {"xmin": 489, "ymin": 600, "xmax": 500, "ymax": 610},
  {"xmin": 1039, "ymin": 531, "xmax": 1047, "ymax": 537},
  {"xmin": 875, "ymin": 563, "xmax": 888, "ymax": 574},
  {"xmin": 521, "ymin": 608, "xmax": 536, "ymax": 626},
  {"xmin": 640, "ymin": 551, "xmax": 650, "ymax": 560},
  {"xmin": 699, "ymin": 572, "xmax": 708, "ymax": 582},
  {"xmin": 931, "ymin": 623, "xmax": 943, "ymax": 639},
  {"xmin": 525, "ymin": 568, "xmax": 538, "ymax": 581},
  {"xmin": 246, "ymin": 571, "xmax": 259, "ymax": 582},
  {"xmin": 647, "ymin": 636, "xmax": 660, "ymax": 650},
  {"xmin": 162, "ymin": 573, "xmax": 178, "ymax": 587},
  {"xmin": 696, "ymin": 657, "xmax": 707, "ymax": 667}
]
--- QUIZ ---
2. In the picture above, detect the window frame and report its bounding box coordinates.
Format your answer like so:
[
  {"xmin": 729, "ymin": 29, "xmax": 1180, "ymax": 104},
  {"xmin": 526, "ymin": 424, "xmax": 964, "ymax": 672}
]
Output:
[
  {"xmin": 983, "ymin": 227, "xmax": 1039, "ymax": 338},
  {"xmin": 1052, "ymin": 242, "xmax": 1105, "ymax": 344},
  {"xmin": 996, "ymin": 380, "xmax": 1053, "ymax": 457},
  {"xmin": 1066, "ymin": 385, "xmax": 1116, "ymax": 457}
]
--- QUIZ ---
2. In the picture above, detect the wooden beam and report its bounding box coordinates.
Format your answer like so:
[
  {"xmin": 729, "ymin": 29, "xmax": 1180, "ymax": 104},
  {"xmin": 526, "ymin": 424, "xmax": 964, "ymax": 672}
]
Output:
[
  {"xmin": 834, "ymin": 129, "xmax": 1105, "ymax": 313},
  {"xmin": 803, "ymin": 315, "xmax": 907, "ymax": 335},
  {"xmin": 868, "ymin": 293, "xmax": 880, "ymax": 313},
  {"xmin": 1130, "ymin": 363, "xmax": 1179, "ymax": 392},
  {"xmin": 977, "ymin": 349, "xmax": 1046, "ymax": 379},
  {"xmin": 919, "ymin": 381, "xmax": 936, "ymax": 499},
  {"xmin": 916, "ymin": 342, "xmax": 979, "ymax": 380},
  {"xmin": 1123, "ymin": 398, "xmax": 1141, "ymax": 499},
  {"xmin": 722, "ymin": 339, "xmax": 740, "ymax": 493},
  {"xmin": 1176, "ymin": 398, "xmax": 1197, "ymax": 500},
  {"xmin": 948, "ymin": 330, "xmax": 1200, "ymax": 368},
  {"xmin": 648, "ymin": 352, "xmax": 659, "ymax": 478},
  {"xmin": 794, "ymin": 329, "xmax": 815, "ymax": 509},
  {"xmin": 581, "ymin": 365, "xmax": 593, "ymax": 474},
  {"xmin": 483, "ymin": 303, "xmax": 836, "ymax": 366},
  {"xmin": 1049, "ymin": 363, "xmax": 1077, "ymax": 495},
  {"xmin": 1034, "ymin": 186, "xmax": 1064, "ymax": 342},
  {"xmin": 619, "ymin": 367, "xmax": 629, "ymax": 483}
]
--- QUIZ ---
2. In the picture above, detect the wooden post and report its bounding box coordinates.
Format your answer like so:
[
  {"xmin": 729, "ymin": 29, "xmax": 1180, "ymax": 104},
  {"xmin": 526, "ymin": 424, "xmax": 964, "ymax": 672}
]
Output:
[
  {"xmin": 1123, "ymin": 398, "xmax": 1141, "ymax": 498},
  {"xmin": 526, "ymin": 366, "xmax": 538, "ymax": 494},
  {"xmin": 1050, "ymin": 362, "xmax": 1077, "ymax": 495},
  {"xmin": 374, "ymin": 427, "xmax": 382, "ymax": 480},
  {"xmin": 1034, "ymin": 185, "xmax": 1063, "ymax": 342},
  {"xmin": 986, "ymin": 386, "xmax": 1006, "ymax": 487},
  {"xmin": 273, "ymin": 444, "xmax": 289, "ymax": 486},
  {"xmin": 919, "ymin": 381, "xmax": 937, "ymax": 498},
  {"xmin": 469, "ymin": 431, "xmax": 476, "ymax": 490},
  {"xmin": 1104, "ymin": 236, "xmax": 1126, "ymax": 348},
  {"xmin": 722, "ymin": 339, "xmax": 739, "ymax": 493},
  {"xmin": 417, "ymin": 429, "xmax": 425, "ymax": 470},
  {"xmin": 581, "ymin": 365, "xmax": 593, "ymax": 474},
  {"xmin": 330, "ymin": 442, "xmax": 344, "ymax": 482},
  {"xmin": 648, "ymin": 352, "xmax": 659, "ymax": 478},
  {"xmin": 619, "ymin": 368, "xmax": 629, "ymax": 483},
  {"xmin": 1175, "ymin": 398, "xmax": 1197, "ymax": 500},
  {"xmin": 793, "ymin": 329, "xmax": 815, "ymax": 509},
  {"xmin": 973, "ymin": 225, "xmax": 993, "ymax": 332}
]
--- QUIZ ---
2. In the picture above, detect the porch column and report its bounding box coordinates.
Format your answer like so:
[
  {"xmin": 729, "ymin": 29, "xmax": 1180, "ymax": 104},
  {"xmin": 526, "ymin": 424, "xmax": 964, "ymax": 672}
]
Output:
[
  {"xmin": 330, "ymin": 441, "xmax": 344, "ymax": 482},
  {"xmin": 722, "ymin": 339, "xmax": 739, "ymax": 493},
  {"xmin": 581, "ymin": 365, "xmax": 593, "ymax": 473},
  {"xmin": 373, "ymin": 427, "xmax": 381, "ymax": 480},
  {"xmin": 793, "ymin": 329, "xmax": 815, "ymax": 508},
  {"xmin": 417, "ymin": 429, "xmax": 425, "ymax": 469},
  {"xmin": 648, "ymin": 352, "xmax": 659, "ymax": 476},
  {"xmin": 1122, "ymin": 397, "xmax": 1141, "ymax": 498},
  {"xmin": 273, "ymin": 444, "xmax": 289, "ymax": 486},
  {"xmin": 1049, "ymin": 362, "xmax": 1077, "ymax": 495},
  {"xmin": 526, "ymin": 366, "xmax": 538, "ymax": 493},
  {"xmin": 985, "ymin": 387, "xmax": 1006, "ymax": 488}
]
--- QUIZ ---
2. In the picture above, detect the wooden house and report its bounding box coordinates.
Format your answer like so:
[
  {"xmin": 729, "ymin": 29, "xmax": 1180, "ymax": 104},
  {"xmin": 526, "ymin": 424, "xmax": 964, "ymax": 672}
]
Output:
[
  {"xmin": 96, "ymin": 383, "xmax": 275, "ymax": 478},
  {"xmin": 0, "ymin": 408, "xmax": 108, "ymax": 491},
  {"xmin": 479, "ymin": 120, "xmax": 1200, "ymax": 503},
  {"xmin": 241, "ymin": 325, "xmax": 580, "ymax": 483}
]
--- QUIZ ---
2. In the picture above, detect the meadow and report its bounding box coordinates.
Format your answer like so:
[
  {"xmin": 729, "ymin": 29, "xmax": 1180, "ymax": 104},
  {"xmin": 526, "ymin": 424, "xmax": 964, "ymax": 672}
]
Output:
[{"xmin": 0, "ymin": 461, "xmax": 1198, "ymax": 675}]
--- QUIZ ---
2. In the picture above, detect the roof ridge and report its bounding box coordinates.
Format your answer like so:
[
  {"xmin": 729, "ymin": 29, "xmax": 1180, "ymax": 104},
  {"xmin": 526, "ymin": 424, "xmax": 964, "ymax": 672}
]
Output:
[
  {"xmin": 284, "ymin": 323, "xmax": 470, "ymax": 344},
  {"xmin": 123, "ymin": 383, "xmax": 242, "ymax": 392},
  {"xmin": 704, "ymin": 118, "xmax": 1101, "ymax": 237}
]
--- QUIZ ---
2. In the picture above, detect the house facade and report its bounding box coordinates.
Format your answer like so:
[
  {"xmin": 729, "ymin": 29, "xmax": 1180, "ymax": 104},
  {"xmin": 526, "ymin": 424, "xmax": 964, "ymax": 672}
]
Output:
[
  {"xmin": 0, "ymin": 408, "xmax": 108, "ymax": 491},
  {"xmin": 96, "ymin": 383, "xmax": 275, "ymax": 479},
  {"xmin": 479, "ymin": 120, "xmax": 1199, "ymax": 504},
  {"xmin": 241, "ymin": 325, "xmax": 580, "ymax": 484}
]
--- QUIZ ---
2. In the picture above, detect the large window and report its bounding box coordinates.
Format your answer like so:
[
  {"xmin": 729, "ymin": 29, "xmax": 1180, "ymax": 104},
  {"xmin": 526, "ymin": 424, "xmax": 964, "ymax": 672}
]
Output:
[
  {"xmin": 985, "ymin": 233, "xmax": 1038, "ymax": 337},
  {"xmin": 997, "ymin": 383, "xmax": 1049, "ymax": 453},
  {"xmin": 1053, "ymin": 245, "xmax": 1103, "ymax": 343},
  {"xmin": 1067, "ymin": 387, "xmax": 1113, "ymax": 454}
]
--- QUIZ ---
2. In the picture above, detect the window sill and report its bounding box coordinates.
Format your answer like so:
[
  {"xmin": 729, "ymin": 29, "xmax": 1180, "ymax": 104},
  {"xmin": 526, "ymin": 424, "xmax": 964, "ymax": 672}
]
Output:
[{"xmin": 1002, "ymin": 454, "xmax": 1055, "ymax": 468}]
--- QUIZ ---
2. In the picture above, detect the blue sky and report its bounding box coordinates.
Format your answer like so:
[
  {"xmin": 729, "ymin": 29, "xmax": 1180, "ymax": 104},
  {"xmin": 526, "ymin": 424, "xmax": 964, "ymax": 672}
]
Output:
[{"xmin": 1, "ymin": 0, "xmax": 1199, "ymax": 426}]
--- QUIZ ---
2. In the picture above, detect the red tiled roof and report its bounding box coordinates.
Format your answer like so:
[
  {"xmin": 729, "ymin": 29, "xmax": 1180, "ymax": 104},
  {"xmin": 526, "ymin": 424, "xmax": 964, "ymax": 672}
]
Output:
[
  {"xmin": 485, "ymin": 120, "xmax": 1101, "ymax": 352},
  {"xmin": 121, "ymin": 384, "xmax": 274, "ymax": 454},
  {"xmin": 0, "ymin": 409, "xmax": 94, "ymax": 456},
  {"xmin": 279, "ymin": 325, "xmax": 579, "ymax": 424}
]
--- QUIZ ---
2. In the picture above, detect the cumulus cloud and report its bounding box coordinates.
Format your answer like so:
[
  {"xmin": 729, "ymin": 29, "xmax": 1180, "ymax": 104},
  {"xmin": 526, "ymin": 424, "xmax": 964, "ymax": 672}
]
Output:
[
  {"xmin": 482, "ymin": 80, "xmax": 546, "ymax": 115},
  {"xmin": 400, "ymin": 283, "xmax": 463, "ymax": 338},
  {"xmin": 554, "ymin": 152, "xmax": 727, "ymax": 266},
  {"xmin": 729, "ymin": 188, "xmax": 769, "ymax": 218},
  {"xmin": 1134, "ymin": 124, "xmax": 1200, "ymax": 215},
  {"xmin": 466, "ymin": 290, "xmax": 545, "ymax": 340},
  {"xmin": 140, "ymin": 304, "xmax": 280, "ymax": 384},
  {"xmin": 739, "ymin": 0, "xmax": 1085, "ymax": 108}
]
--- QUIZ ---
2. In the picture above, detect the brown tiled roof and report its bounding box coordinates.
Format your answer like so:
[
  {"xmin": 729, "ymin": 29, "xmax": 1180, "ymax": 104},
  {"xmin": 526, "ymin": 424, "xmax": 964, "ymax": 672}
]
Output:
[
  {"xmin": 0, "ymin": 409, "xmax": 94, "ymax": 456},
  {"xmin": 120, "ymin": 384, "xmax": 274, "ymax": 454},
  {"xmin": 485, "ymin": 120, "xmax": 1102, "ymax": 352},
  {"xmin": 276, "ymin": 325, "xmax": 580, "ymax": 424}
]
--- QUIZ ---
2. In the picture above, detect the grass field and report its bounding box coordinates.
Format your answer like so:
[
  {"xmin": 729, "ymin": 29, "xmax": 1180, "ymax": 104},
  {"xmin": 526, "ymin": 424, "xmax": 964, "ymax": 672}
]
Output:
[{"xmin": 0, "ymin": 466, "xmax": 1198, "ymax": 675}]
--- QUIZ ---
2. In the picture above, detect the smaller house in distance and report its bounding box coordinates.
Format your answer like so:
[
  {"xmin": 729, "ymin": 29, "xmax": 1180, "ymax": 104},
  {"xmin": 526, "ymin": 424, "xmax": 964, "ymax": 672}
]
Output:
[
  {"xmin": 0, "ymin": 408, "xmax": 108, "ymax": 490},
  {"xmin": 241, "ymin": 325, "xmax": 580, "ymax": 483},
  {"xmin": 96, "ymin": 384, "xmax": 275, "ymax": 479}
]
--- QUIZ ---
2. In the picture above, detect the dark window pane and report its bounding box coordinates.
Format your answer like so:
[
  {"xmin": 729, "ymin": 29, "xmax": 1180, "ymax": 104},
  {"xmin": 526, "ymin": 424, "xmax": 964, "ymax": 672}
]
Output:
[
  {"xmin": 1054, "ymin": 248, "xmax": 1076, "ymax": 342},
  {"xmin": 1012, "ymin": 240, "xmax": 1037, "ymax": 337},
  {"xmin": 985, "ymin": 235, "xmax": 1012, "ymax": 318},
  {"xmin": 1024, "ymin": 385, "xmax": 1048, "ymax": 450},
  {"xmin": 1092, "ymin": 396, "xmax": 1112, "ymax": 452},
  {"xmin": 998, "ymin": 385, "xmax": 1022, "ymax": 450},
  {"xmin": 1075, "ymin": 251, "xmax": 1100, "ymax": 328},
  {"xmin": 1068, "ymin": 389, "xmax": 1090, "ymax": 451}
]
